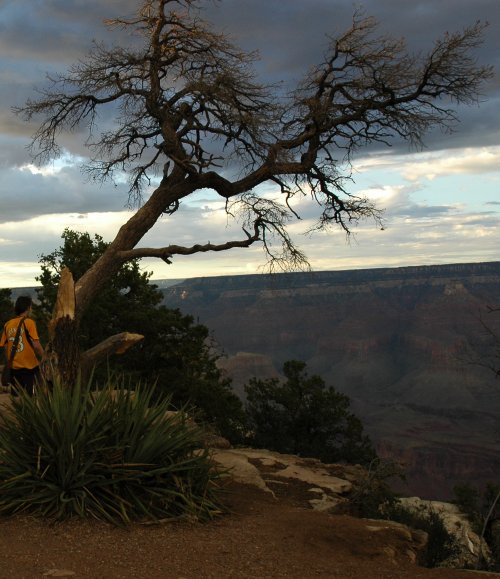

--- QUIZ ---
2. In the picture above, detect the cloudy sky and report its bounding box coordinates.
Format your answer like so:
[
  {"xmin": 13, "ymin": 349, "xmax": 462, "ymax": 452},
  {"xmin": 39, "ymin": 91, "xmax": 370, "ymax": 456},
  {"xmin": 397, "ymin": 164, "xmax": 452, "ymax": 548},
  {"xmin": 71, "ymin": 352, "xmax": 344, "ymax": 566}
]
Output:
[{"xmin": 0, "ymin": 0, "xmax": 499, "ymax": 288}]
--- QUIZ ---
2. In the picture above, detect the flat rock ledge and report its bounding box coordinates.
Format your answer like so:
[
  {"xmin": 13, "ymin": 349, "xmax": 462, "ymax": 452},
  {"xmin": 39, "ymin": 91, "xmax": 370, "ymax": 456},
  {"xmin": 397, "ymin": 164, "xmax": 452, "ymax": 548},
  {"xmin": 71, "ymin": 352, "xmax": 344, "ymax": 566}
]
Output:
[
  {"xmin": 211, "ymin": 448, "xmax": 431, "ymax": 565},
  {"xmin": 211, "ymin": 448, "xmax": 496, "ymax": 571},
  {"xmin": 212, "ymin": 447, "xmax": 357, "ymax": 510}
]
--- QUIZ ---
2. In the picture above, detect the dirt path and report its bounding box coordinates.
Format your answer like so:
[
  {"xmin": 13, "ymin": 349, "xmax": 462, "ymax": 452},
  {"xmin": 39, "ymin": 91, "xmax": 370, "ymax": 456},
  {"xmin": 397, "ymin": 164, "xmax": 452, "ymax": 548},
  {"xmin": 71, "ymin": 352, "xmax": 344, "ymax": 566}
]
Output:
[{"xmin": 0, "ymin": 483, "xmax": 499, "ymax": 579}]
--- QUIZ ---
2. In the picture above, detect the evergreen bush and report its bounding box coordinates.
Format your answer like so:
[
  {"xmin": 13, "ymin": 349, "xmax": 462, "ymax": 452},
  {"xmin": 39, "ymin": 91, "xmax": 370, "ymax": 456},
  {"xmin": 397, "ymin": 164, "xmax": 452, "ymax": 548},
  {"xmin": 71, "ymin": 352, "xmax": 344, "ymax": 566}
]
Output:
[
  {"xmin": 384, "ymin": 504, "xmax": 460, "ymax": 568},
  {"xmin": 245, "ymin": 360, "xmax": 376, "ymax": 466},
  {"xmin": 454, "ymin": 482, "xmax": 500, "ymax": 570}
]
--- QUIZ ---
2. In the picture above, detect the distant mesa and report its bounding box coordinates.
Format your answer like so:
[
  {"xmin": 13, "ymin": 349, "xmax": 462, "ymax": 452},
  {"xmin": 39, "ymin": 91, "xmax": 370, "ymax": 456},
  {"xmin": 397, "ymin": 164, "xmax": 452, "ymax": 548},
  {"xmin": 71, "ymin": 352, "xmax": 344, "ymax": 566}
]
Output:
[
  {"xmin": 160, "ymin": 261, "xmax": 500, "ymax": 500},
  {"xmin": 5, "ymin": 262, "xmax": 500, "ymax": 499}
]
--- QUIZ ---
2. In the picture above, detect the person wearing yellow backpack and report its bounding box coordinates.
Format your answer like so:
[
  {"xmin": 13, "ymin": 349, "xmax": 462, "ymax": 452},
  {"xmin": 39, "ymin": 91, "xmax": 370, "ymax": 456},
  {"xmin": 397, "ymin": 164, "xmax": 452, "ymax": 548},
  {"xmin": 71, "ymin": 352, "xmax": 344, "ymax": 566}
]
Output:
[{"xmin": 0, "ymin": 296, "xmax": 45, "ymax": 396}]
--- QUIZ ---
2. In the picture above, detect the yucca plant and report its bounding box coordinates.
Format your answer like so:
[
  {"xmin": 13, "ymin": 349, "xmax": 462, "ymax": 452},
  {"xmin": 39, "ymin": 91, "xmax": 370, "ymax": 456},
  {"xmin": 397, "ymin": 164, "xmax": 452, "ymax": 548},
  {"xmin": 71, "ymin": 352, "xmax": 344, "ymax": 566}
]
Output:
[{"xmin": 0, "ymin": 378, "xmax": 224, "ymax": 525}]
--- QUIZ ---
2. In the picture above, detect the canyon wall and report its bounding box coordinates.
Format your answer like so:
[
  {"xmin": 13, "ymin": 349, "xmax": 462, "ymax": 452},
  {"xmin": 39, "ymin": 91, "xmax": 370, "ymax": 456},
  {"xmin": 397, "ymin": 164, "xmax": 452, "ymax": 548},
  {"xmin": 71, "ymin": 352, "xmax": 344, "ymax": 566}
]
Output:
[{"xmin": 161, "ymin": 262, "xmax": 500, "ymax": 499}]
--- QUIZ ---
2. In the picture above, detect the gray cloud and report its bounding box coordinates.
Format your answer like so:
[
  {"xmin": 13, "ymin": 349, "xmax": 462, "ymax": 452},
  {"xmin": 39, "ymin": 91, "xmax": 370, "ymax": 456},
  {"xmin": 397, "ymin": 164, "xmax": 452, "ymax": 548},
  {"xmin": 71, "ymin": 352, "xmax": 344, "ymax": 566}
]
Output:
[
  {"xmin": 0, "ymin": 1, "xmax": 137, "ymax": 63},
  {"xmin": 2, "ymin": 0, "xmax": 498, "ymax": 158},
  {"xmin": 0, "ymin": 0, "xmax": 499, "ymax": 286},
  {"xmin": 389, "ymin": 204, "xmax": 453, "ymax": 218},
  {"xmin": 0, "ymin": 164, "xmax": 128, "ymax": 223},
  {"xmin": 2, "ymin": 1, "xmax": 498, "ymax": 153}
]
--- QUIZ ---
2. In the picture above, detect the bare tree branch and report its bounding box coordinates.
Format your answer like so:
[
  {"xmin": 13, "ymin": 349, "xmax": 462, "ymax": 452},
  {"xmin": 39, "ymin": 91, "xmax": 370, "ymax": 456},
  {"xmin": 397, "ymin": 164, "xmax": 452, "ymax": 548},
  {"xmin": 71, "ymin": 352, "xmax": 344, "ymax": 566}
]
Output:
[
  {"xmin": 14, "ymin": 0, "xmax": 493, "ymax": 362},
  {"xmin": 118, "ymin": 218, "xmax": 262, "ymax": 262},
  {"xmin": 81, "ymin": 332, "xmax": 144, "ymax": 376}
]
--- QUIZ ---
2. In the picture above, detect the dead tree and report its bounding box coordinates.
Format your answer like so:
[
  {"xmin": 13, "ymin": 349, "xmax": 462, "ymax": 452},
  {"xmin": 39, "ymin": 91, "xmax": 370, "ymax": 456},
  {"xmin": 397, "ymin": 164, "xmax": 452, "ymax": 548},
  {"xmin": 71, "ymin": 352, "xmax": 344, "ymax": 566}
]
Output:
[
  {"xmin": 45, "ymin": 267, "xmax": 143, "ymax": 384},
  {"xmin": 16, "ymin": 0, "xmax": 493, "ymax": 384}
]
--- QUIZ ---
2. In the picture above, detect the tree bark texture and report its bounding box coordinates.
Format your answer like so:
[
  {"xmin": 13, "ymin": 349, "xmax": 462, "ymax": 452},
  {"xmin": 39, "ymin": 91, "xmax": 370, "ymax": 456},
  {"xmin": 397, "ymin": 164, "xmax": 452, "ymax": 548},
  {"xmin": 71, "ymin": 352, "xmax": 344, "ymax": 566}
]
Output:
[
  {"xmin": 80, "ymin": 332, "xmax": 144, "ymax": 381},
  {"xmin": 44, "ymin": 267, "xmax": 80, "ymax": 386},
  {"xmin": 47, "ymin": 267, "xmax": 144, "ymax": 386}
]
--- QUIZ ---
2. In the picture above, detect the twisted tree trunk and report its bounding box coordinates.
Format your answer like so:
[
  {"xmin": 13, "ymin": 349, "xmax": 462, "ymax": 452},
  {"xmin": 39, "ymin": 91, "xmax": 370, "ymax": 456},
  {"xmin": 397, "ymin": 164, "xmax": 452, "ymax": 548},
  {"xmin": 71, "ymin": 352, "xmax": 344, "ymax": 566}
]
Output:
[{"xmin": 46, "ymin": 267, "xmax": 143, "ymax": 386}]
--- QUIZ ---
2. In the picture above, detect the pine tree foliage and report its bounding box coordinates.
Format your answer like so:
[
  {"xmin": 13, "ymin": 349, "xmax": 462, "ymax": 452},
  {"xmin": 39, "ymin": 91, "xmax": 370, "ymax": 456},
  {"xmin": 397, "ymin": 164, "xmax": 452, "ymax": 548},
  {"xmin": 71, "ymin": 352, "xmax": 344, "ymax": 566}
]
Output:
[
  {"xmin": 37, "ymin": 229, "xmax": 245, "ymax": 441},
  {"xmin": 245, "ymin": 360, "xmax": 376, "ymax": 465}
]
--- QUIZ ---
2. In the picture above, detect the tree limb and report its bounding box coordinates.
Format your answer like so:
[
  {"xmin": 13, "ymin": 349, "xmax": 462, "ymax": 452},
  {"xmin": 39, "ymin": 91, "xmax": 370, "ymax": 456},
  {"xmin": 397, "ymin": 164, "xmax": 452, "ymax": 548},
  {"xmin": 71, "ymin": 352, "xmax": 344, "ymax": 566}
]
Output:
[
  {"xmin": 81, "ymin": 332, "xmax": 144, "ymax": 370},
  {"xmin": 117, "ymin": 221, "xmax": 261, "ymax": 262},
  {"xmin": 16, "ymin": 1, "xmax": 493, "ymax": 333}
]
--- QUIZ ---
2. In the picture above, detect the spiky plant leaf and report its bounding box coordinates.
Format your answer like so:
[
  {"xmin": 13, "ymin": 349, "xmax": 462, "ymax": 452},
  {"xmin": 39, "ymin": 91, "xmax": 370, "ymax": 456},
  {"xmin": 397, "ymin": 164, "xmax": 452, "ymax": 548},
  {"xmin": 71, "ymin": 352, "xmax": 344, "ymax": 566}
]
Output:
[{"xmin": 0, "ymin": 378, "xmax": 224, "ymax": 524}]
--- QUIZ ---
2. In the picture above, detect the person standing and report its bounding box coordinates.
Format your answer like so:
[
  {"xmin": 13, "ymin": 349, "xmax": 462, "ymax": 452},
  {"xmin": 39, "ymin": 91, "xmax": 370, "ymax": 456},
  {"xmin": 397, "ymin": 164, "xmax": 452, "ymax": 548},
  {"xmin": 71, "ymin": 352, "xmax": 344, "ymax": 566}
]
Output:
[{"xmin": 0, "ymin": 296, "xmax": 44, "ymax": 396}]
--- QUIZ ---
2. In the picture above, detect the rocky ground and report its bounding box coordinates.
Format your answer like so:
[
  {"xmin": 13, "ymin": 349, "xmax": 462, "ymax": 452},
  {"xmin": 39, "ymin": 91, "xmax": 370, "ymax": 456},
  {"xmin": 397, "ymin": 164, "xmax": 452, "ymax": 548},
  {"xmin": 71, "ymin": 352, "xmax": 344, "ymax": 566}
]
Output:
[
  {"xmin": 0, "ymin": 448, "xmax": 499, "ymax": 579},
  {"xmin": 0, "ymin": 484, "xmax": 498, "ymax": 579}
]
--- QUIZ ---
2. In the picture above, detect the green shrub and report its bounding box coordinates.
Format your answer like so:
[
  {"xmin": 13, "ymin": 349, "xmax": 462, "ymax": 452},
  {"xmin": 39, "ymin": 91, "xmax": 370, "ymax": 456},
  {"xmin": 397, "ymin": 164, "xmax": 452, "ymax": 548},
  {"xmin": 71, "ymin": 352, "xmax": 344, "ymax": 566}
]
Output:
[
  {"xmin": 384, "ymin": 504, "xmax": 459, "ymax": 568},
  {"xmin": 348, "ymin": 459, "xmax": 458, "ymax": 568},
  {"xmin": 348, "ymin": 458, "xmax": 404, "ymax": 518},
  {"xmin": 36, "ymin": 229, "xmax": 247, "ymax": 445},
  {"xmin": 245, "ymin": 360, "xmax": 376, "ymax": 466},
  {"xmin": 453, "ymin": 482, "xmax": 500, "ymax": 570},
  {"xmin": 0, "ymin": 378, "xmax": 224, "ymax": 525}
]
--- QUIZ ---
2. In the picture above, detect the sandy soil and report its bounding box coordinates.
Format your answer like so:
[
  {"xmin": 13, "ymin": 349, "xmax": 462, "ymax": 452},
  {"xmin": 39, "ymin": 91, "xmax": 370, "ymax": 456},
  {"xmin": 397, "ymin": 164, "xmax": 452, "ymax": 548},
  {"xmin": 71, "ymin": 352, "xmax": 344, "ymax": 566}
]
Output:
[{"xmin": 0, "ymin": 482, "xmax": 499, "ymax": 579}]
